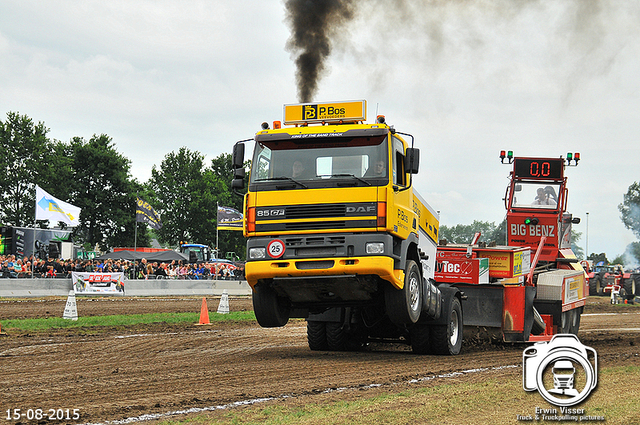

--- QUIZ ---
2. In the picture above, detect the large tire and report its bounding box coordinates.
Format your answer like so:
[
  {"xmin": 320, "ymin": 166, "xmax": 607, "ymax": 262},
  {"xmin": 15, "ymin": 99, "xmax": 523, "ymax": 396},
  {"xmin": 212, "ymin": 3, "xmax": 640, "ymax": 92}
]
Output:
[
  {"xmin": 252, "ymin": 283, "xmax": 290, "ymax": 328},
  {"xmin": 307, "ymin": 321, "xmax": 328, "ymax": 351},
  {"xmin": 559, "ymin": 308, "xmax": 581, "ymax": 335},
  {"xmin": 326, "ymin": 322, "xmax": 354, "ymax": 351},
  {"xmin": 385, "ymin": 260, "xmax": 422, "ymax": 325},
  {"xmin": 623, "ymin": 278, "xmax": 637, "ymax": 301},
  {"xmin": 570, "ymin": 307, "xmax": 582, "ymax": 335},
  {"xmin": 409, "ymin": 324, "xmax": 431, "ymax": 354},
  {"xmin": 430, "ymin": 297, "xmax": 463, "ymax": 355},
  {"xmin": 589, "ymin": 276, "xmax": 604, "ymax": 296}
]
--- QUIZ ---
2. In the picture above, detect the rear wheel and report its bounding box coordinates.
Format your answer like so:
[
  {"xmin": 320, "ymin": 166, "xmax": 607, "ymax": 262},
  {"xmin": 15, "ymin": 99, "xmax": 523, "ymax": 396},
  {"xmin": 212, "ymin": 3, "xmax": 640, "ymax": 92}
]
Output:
[
  {"xmin": 307, "ymin": 321, "xmax": 328, "ymax": 351},
  {"xmin": 325, "ymin": 322, "xmax": 362, "ymax": 351},
  {"xmin": 560, "ymin": 308, "xmax": 581, "ymax": 335},
  {"xmin": 589, "ymin": 276, "xmax": 604, "ymax": 296},
  {"xmin": 385, "ymin": 260, "xmax": 422, "ymax": 325},
  {"xmin": 409, "ymin": 324, "xmax": 431, "ymax": 354},
  {"xmin": 252, "ymin": 283, "xmax": 290, "ymax": 327},
  {"xmin": 570, "ymin": 308, "xmax": 582, "ymax": 335},
  {"xmin": 623, "ymin": 278, "xmax": 637, "ymax": 301},
  {"xmin": 430, "ymin": 297, "xmax": 463, "ymax": 355}
]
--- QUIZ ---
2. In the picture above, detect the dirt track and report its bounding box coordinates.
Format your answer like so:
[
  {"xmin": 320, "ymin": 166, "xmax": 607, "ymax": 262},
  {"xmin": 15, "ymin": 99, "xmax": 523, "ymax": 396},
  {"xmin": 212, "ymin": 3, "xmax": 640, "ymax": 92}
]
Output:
[{"xmin": 1, "ymin": 296, "xmax": 639, "ymax": 424}]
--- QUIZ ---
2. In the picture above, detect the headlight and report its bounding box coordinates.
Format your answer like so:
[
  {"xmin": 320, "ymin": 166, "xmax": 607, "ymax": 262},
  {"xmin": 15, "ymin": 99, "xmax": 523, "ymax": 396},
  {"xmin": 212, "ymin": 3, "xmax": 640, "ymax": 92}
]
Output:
[
  {"xmin": 249, "ymin": 247, "xmax": 266, "ymax": 259},
  {"xmin": 365, "ymin": 242, "xmax": 385, "ymax": 254}
]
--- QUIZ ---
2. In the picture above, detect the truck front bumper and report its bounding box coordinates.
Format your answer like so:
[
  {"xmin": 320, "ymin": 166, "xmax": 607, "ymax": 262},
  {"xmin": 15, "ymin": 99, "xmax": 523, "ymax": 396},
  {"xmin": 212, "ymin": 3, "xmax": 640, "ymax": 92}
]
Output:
[{"xmin": 246, "ymin": 255, "xmax": 403, "ymax": 291}]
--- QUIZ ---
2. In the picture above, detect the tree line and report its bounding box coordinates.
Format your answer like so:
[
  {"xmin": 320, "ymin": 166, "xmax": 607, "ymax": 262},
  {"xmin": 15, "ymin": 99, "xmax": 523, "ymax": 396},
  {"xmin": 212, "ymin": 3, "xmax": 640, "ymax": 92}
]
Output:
[{"xmin": 0, "ymin": 112, "xmax": 245, "ymax": 259}]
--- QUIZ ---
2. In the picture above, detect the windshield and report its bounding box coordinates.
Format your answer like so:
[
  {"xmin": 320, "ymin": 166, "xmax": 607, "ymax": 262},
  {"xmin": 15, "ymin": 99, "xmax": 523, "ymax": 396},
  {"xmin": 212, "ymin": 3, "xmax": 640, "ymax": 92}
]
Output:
[
  {"xmin": 249, "ymin": 135, "xmax": 388, "ymax": 185},
  {"xmin": 511, "ymin": 182, "xmax": 560, "ymax": 209}
]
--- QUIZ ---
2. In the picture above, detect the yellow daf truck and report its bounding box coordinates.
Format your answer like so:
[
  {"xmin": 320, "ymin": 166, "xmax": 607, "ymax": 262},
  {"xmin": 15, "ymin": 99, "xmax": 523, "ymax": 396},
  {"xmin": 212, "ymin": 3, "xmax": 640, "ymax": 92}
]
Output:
[{"xmin": 232, "ymin": 100, "xmax": 464, "ymax": 354}]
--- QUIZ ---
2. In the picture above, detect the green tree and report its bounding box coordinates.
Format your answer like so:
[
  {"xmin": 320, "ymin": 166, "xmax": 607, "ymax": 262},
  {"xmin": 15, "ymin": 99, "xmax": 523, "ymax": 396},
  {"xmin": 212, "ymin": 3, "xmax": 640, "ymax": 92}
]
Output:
[
  {"xmin": 571, "ymin": 230, "xmax": 584, "ymax": 260},
  {"xmin": 610, "ymin": 254, "xmax": 625, "ymax": 266},
  {"xmin": 619, "ymin": 182, "xmax": 640, "ymax": 239},
  {"xmin": 148, "ymin": 147, "xmax": 217, "ymax": 247},
  {"xmin": 66, "ymin": 135, "xmax": 140, "ymax": 250},
  {"xmin": 588, "ymin": 252, "xmax": 608, "ymax": 264},
  {"xmin": 439, "ymin": 220, "xmax": 502, "ymax": 245},
  {"xmin": 0, "ymin": 112, "xmax": 52, "ymax": 226}
]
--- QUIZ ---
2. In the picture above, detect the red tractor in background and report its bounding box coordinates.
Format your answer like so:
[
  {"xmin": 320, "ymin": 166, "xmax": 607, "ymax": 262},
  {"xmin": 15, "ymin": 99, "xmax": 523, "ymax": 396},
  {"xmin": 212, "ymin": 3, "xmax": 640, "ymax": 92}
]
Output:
[{"xmin": 581, "ymin": 260, "xmax": 638, "ymax": 301}]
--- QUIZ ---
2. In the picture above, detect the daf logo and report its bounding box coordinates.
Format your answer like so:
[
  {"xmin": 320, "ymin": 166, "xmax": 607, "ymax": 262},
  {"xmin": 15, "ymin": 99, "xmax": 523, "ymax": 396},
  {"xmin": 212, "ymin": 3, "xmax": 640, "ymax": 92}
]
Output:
[{"xmin": 346, "ymin": 206, "xmax": 376, "ymax": 214}]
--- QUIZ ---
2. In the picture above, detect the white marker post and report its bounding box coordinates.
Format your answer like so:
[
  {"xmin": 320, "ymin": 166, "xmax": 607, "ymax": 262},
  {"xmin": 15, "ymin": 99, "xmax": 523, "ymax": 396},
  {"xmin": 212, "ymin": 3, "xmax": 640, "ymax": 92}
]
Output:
[
  {"xmin": 63, "ymin": 290, "xmax": 78, "ymax": 321},
  {"xmin": 217, "ymin": 289, "xmax": 229, "ymax": 314}
]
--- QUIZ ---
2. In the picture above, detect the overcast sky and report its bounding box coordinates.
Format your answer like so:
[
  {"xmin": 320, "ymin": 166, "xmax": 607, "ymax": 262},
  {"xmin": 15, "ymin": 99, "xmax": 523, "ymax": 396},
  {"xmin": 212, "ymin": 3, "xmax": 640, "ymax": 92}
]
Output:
[{"xmin": 1, "ymin": 0, "xmax": 638, "ymax": 262}]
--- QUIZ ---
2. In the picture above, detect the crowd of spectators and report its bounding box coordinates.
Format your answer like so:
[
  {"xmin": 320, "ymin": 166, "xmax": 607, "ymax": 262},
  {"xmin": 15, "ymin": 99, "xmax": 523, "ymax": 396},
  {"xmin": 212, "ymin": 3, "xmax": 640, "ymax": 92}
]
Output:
[{"xmin": 0, "ymin": 254, "xmax": 244, "ymax": 280}]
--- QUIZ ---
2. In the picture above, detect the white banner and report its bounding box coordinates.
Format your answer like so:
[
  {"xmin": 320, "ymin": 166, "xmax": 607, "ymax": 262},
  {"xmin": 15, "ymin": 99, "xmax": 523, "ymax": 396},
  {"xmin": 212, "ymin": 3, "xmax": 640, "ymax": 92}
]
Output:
[
  {"xmin": 71, "ymin": 272, "xmax": 125, "ymax": 294},
  {"xmin": 36, "ymin": 186, "xmax": 81, "ymax": 226}
]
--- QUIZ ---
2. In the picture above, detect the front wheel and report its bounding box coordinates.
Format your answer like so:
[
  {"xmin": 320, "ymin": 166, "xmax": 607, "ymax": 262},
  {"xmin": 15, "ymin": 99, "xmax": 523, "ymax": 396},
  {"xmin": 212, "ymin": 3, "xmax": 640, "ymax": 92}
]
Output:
[
  {"xmin": 385, "ymin": 260, "xmax": 422, "ymax": 325},
  {"xmin": 430, "ymin": 297, "xmax": 463, "ymax": 355},
  {"xmin": 252, "ymin": 283, "xmax": 290, "ymax": 328}
]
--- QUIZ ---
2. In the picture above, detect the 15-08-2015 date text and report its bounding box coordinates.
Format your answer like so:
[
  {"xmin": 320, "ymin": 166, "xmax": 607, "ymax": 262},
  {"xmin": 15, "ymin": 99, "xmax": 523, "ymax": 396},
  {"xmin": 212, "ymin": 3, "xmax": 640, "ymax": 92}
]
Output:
[{"xmin": 5, "ymin": 409, "xmax": 80, "ymax": 421}]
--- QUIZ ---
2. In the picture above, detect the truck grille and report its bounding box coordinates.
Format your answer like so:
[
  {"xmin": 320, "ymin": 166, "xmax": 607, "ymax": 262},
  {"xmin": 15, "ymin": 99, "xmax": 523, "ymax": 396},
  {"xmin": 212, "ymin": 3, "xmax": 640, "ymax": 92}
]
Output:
[
  {"xmin": 286, "ymin": 204, "xmax": 346, "ymax": 219},
  {"xmin": 254, "ymin": 202, "xmax": 377, "ymax": 232},
  {"xmin": 285, "ymin": 236, "xmax": 346, "ymax": 246},
  {"xmin": 256, "ymin": 219, "xmax": 376, "ymax": 232}
]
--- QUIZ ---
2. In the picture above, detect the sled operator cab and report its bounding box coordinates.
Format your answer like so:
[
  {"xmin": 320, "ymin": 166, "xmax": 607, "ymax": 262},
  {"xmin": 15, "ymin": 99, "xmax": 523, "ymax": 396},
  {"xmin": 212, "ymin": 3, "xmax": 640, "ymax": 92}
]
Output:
[{"xmin": 501, "ymin": 151, "xmax": 582, "ymax": 264}]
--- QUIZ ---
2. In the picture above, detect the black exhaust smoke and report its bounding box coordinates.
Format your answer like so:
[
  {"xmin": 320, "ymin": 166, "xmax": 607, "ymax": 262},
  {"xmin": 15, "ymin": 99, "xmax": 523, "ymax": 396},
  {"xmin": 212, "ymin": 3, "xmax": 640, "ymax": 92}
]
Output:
[{"xmin": 284, "ymin": 0, "xmax": 356, "ymax": 103}]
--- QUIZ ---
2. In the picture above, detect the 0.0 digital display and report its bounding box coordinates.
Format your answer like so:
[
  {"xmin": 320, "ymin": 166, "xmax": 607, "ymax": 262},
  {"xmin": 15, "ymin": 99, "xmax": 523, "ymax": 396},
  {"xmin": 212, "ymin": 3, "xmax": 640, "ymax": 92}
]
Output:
[{"xmin": 514, "ymin": 158, "xmax": 563, "ymax": 179}]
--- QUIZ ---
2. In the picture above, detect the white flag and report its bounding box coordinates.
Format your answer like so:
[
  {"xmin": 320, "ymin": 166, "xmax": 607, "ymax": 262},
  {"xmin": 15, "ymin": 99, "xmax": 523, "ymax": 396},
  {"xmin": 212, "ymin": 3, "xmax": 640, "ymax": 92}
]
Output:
[{"xmin": 35, "ymin": 186, "xmax": 81, "ymax": 227}]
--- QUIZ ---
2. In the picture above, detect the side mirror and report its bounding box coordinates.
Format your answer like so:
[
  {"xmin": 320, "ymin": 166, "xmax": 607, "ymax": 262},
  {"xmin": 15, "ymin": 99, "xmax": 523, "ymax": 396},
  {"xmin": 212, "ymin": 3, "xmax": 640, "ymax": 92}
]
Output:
[
  {"xmin": 232, "ymin": 142, "xmax": 246, "ymax": 191},
  {"xmin": 404, "ymin": 148, "xmax": 420, "ymax": 174},
  {"xmin": 572, "ymin": 217, "xmax": 581, "ymax": 224},
  {"xmin": 231, "ymin": 177, "xmax": 245, "ymax": 190},
  {"xmin": 233, "ymin": 142, "xmax": 245, "ymax": 169}
]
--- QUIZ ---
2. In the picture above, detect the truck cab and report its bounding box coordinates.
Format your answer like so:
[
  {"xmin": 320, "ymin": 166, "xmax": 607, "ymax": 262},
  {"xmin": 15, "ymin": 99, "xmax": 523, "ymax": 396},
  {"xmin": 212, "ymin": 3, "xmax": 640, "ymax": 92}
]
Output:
[{"xmin": 232, "ymin": 101, "xmax": 462, "ymax": 354}]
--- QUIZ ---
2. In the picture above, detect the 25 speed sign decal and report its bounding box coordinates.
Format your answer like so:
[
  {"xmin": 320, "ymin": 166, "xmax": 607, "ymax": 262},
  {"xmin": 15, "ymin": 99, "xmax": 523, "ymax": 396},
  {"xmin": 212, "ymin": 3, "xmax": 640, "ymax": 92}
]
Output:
[{"xmin": 267, "ymin": 239, "xmax": 285, "ymax": 259}]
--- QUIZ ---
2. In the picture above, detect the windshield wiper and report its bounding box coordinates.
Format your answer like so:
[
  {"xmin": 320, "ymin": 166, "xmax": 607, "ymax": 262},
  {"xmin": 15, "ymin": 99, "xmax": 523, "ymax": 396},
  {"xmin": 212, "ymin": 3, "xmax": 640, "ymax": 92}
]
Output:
[
  {"xmin": 328, "ymin": 173, "xmax": 371, "ymax": 186},
  {"xmin": 255, "ymin": 176, "xmax": 308, "ymax": 188}
]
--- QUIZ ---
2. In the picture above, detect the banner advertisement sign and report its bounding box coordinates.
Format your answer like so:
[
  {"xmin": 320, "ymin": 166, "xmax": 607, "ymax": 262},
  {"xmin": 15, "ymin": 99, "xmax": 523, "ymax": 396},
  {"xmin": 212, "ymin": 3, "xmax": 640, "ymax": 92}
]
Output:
[{"xmin": 71, "ymin": 272, "xmax": 125, "ymax": 294}]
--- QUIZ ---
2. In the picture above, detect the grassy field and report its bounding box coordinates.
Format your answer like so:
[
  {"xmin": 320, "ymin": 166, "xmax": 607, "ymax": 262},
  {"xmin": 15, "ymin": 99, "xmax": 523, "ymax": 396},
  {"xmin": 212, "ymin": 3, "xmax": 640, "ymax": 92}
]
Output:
[
  {"xmin": 155, "ymin": 366, "xmax": 640, "ymax": 425},
  {"xmin": 1, "ymin": 311, "xmax": 256, "ymax": 332}
]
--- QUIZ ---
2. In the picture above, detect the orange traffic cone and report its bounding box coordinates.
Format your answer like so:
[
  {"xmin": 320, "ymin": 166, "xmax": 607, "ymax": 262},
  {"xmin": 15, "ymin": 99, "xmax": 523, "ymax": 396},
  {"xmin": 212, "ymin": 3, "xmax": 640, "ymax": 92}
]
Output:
[{"xmin": 196, "ymin": 297, "xmax": 211, "ymax": 325}]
